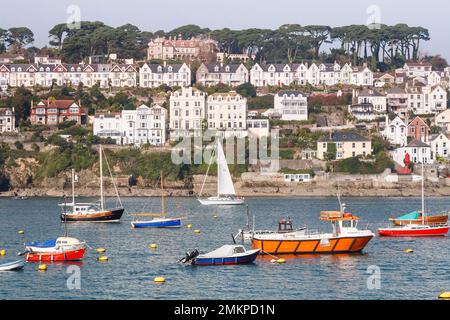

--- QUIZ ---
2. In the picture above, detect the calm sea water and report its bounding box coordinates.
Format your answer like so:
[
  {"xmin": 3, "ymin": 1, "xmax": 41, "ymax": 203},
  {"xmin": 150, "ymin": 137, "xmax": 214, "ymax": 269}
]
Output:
[{"xmin": 0, "ymin": 196, "xmax": 449, "ymax": 300}]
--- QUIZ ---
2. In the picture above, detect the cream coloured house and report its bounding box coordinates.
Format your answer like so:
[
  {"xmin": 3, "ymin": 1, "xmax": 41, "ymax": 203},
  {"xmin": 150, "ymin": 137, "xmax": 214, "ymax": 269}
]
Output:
[
  {"xmin": 169, "ymin": 87, "xmax": 207, "ymax": 139},
  {"xmin": 139, "ymin": 62, "xmax": 191, "ymax": 88},
  {"xmin": 273, "ymin": 90, "xmax": 308, "ymax": 121},
  {"xmin": 434, "ymin": 109, "xmax": 450, "ymax": 132},
  {"xmin": 430, "ymin": 133, "xmax": 450, "ymax": 160},
  {"xmin": 206, "ymin": 91, "xmax": 247, "ymax": 134},
  {"xmin": 196, "ymin": 63, "xmax": 249, "ymax": 87},
  {"xmin": 317, "ymin": 131, "xmax": 372, "ymax": 160},
  {"xmin": 0, "ymin": 107, "xmax": 15, "ymax": 133}
]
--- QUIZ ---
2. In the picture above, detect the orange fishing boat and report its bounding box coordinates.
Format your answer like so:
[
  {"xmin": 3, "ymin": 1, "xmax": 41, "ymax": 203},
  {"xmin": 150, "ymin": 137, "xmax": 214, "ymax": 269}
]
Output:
[{"xmin": 251, "ymin": 210, "xmax": 374, "ymax": 255}]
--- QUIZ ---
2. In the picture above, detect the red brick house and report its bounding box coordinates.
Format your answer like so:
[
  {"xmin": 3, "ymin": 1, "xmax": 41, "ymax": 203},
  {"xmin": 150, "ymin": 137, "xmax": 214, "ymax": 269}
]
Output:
[
  {"xmin": 30, "ymin": 99, "xmax": 87, "ymax": 126},
  {"xmin": 407, "ymin": 116, "xmax": 429, "ymax": 143}
]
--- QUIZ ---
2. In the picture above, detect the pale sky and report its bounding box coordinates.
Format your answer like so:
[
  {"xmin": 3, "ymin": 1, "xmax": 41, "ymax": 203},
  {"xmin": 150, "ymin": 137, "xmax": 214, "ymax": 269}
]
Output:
[{"xmin": 2, "ymin": 0, "xmax": 450, "ymax": 59}]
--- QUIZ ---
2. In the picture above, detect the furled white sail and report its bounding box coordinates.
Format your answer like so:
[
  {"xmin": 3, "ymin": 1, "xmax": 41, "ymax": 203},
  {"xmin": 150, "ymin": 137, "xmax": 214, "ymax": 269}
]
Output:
[{"xmin": 216, "ymin": 140, "xmax": 236, "ymax": 196}]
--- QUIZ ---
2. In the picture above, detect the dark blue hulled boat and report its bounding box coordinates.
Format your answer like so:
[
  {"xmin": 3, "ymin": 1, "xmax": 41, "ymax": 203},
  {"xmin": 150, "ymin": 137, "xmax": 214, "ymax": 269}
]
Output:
[
  {"xmin": 180, "ymin": 245, "xmax": 260, "ymax": 266},
  {"xmin": 131, "ymin": 217, "xmax": 182, "ymax": 228}
]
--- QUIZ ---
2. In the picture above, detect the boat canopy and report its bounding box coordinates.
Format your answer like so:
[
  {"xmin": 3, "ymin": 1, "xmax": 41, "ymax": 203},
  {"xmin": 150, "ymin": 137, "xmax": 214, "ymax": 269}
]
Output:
[
  {"xmin": 396, "ymin": 211, "xmax": 420, "ymax": 220},
  {"xmin": 25, "ymin": 239, "xmax": 56, "ymax": 248},
  {"xmin": 200, "ymin": 245, "xmax": 246, "ymax": 258}
]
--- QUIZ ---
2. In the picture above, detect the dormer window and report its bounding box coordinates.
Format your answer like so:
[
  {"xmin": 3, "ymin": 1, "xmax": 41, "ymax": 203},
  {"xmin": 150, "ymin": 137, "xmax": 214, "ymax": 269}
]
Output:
[
  {"xmin": 225, "ymin": 66, "xmax": 230, "ymax": 72},
  {"xmin": 46, "ymin": 67, "xmax": 50, "ymax": 72},
  {"xmin": 40, "ymin": 67, "xmax": 44, "ymax": 71},
  {"xmin": 214, "ymin": 66, "xmax": 219, "ymax": 72},
  {"xmin": 157, "ymin": 66, "xmax": 162, "ymax": 72},
  {"xmin": 168, "ymin": 66, "xmax": 173, "ymax": 72},
  {"xmin": 17, "ymin": 67, "xmax": 22, "ymax": 72}
]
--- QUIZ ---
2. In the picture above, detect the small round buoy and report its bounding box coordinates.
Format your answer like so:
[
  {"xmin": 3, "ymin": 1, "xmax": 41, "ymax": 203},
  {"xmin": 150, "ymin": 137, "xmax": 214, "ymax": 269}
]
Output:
[
  {"xmin": 213, "ymin": 215, "xmax": 218, "ymax": 218},
  {"xmin": 38, "ymin": 264, "xmax": 47, "ymax": 271},
  {"xmin": 276, "ymin": 258, "xmax": 286, "ymax": 264},
  {"xmin": 98, "ymin": 256, "xmax": 109, "ymax": 261},
  {"xmin": 154, "ymin": 277, "xmax": 165, "ymax": 283},
  {"xmin": 18, "ymin": 230, "xmax": 25, "ymax": 235},
  {"xmin": 439, "ymin": 292, "xmax": 450, "ymax": 300},
  {"xmin": 96, "ymin": 248, "xmax": 106, "ymax": 253},
  {"xmin": 150, "ymin": 243, "xmax": 157, "ymax": 249},
  {"xmin": 0, "ymin": 249, "xmax": 6, "ymax": 256},
  {"xmin": 186, "ymin": 224, "xmax": 192, "ymax": 228},
  {"xmin": 194, "ymin": 229, "xmax": 201, "ymax": 234},
  {"xmin": 404, "ymin": 248, "xmax": 414, "ymax": 253}
]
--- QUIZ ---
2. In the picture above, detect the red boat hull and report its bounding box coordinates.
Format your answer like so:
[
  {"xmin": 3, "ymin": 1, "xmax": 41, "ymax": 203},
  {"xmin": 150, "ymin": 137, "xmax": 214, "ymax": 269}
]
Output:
[
  {"xmin": 26, "ymin": 248, "xmax": 86, "ymax": 262},
  {"xmin": 378, "ymin": 226, "xmax": 449, "ymax": 237}
]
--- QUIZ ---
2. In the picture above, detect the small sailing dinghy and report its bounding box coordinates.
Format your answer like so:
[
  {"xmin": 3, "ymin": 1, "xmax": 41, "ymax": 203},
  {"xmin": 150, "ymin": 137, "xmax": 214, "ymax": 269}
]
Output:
[
  {"xmin": 378, "ymin": 163, "xmax": 449, "ymax": 237},
  {"xmin": 0, "ymin": 259, "xmax": 25, "ymax": 271},
  {"xmin": 131, "ymin": 171, "xmax": 183, "ymax": 228},
  {"xmin": 60, "ymin": 146, "xmax": 124, "ymax": 222},
  {"xmin": 198, "ymin": 140, "xmax": 244, "ymax": 205},
  {"xmin": 179, "ymin": 245, "xmax": 260, "ymax": 266}
]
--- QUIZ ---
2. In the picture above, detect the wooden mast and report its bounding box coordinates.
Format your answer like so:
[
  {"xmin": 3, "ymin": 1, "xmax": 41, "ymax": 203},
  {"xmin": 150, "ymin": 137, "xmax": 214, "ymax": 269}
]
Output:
[
  {"xmin": 100, "ymin": 145, "xmax": 104, "ymax": 211},
  {"xmin": 161, "ymin": 170, "xmax": 165, "ymax": 216}
]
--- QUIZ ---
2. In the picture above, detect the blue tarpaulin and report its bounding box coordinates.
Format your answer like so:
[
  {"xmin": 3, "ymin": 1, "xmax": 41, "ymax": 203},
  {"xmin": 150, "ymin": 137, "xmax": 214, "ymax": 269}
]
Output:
[
  {"xmin": 25, "ymin": 239, "xmax": 56, "ymax": 248},
  {"xmin": 396, "ymin": 211, "xmax": 420, "ymax": 220}
]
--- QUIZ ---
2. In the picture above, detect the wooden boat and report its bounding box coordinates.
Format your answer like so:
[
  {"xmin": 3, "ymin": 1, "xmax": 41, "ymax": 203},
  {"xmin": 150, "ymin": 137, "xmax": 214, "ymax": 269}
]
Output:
[
  {"xmin": 131, "ymin": 171, "xmax": 183, "ymax": 228},
  {"xmin": 60, "ymin": 147, "xmax": 124, "ymax": 222},
  {"xmin": 378, "ymin": 224, "xmax": 450, "ymax": 237},
  {"xmin": 26, "ymin": 248, "xmax": 86, "ymax": 262},
  {"xmin": 198, "ymin": 140, "xmax": 245, "ymax": 206},
  {"xmin": 378, "ymin": 163, "xmax": 449, "ymax": 237},
  {"xmin": 0, "ymin": 259, "xmax": 25, "ymax": 271},
  {"xmin": 389, "ymin": 211, "xmax": 448, "ymax": 226},
  {"xmin": 179, "ymin": 245, "xmax": 260, "ymax": 266}
]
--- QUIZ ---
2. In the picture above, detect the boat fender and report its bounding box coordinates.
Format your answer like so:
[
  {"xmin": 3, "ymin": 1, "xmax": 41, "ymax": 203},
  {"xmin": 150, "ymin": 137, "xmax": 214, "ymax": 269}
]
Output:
[
  {"xmin": 439, "ymin": 292, "xmax": 450, "ymax": 300},
  {"xmin": 38, "ymin": 264, "xmax": 47, "ymax": 271}
]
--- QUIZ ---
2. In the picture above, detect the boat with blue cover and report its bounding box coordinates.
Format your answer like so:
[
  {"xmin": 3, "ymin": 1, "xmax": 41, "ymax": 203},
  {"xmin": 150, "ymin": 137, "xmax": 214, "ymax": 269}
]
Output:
[{"xmin": 179, "ymin": 245, "xmax": 260, "ymax": 266}]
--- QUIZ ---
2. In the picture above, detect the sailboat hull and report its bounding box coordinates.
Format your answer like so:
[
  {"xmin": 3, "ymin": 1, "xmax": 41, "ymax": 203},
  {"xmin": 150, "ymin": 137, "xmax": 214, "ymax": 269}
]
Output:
[
  {"xmin": 198, "ymin": 197, "xmax": 245, "ymax": 206},
  {"xmin": 378, "ymin": 225, "xmax": 449, "ymax": 237},
  {"xmin": 61, "ymin": 208, "xmax": 124, "ymax": 222},
  {"xmin": 131, "ymin": 218, "xmax": 182, "ymax": 228}
]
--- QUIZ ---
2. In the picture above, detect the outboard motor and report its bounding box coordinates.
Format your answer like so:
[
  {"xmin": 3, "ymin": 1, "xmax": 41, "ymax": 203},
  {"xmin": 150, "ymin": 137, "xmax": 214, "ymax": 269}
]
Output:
[{"xmin": 178, "ymin": 249, "xmax": 199, "ymax": 264}]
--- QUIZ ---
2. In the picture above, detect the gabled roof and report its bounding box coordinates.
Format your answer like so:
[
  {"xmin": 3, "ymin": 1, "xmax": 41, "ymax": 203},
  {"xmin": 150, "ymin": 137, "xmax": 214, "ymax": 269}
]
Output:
[
  {"xmin": 201, "ymin": 63, "xmax": 245, "ymax": 73},
  {"xmin": 407, "ymin": 116, "xmax": 429, "ymax": 127},
  {"xmin": 358, "ymin": 89, "xmax": 385, "ymax": 97},
  {"xmin": 276, "ymin": 90, "xmax": 307, "ymax": 97},
  {"xmin": 143, "ymin": 63, "xmax": 185, "ymax": 73},
  {"xmin": 407, "ymin": 139, "xmax": 430, "ymax": 148}
]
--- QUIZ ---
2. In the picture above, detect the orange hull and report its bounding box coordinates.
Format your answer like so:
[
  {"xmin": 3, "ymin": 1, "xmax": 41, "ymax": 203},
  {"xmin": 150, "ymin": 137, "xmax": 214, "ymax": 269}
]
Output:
[{"xmin": 251, "ymin": 235, "xmax": 373, "ymax": 255}]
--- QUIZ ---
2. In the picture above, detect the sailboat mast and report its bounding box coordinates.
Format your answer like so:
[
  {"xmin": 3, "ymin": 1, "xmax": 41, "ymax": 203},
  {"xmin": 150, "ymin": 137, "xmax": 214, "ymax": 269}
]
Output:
[
  {"xmin": 100, "ymin": 145, "xmax": 104, "ymax": 211},
  {"xmin": 217, "ymin": 139, "xmax": 220, "ymax": 198},
  {"xmin": 421, "ymin": 162, "xmax": 425, "ymax": 225},
  {"xmin": 71, "ymin": 168, "xmax": 75, "ymax": 205},
  {"xmin": 161, "ymin": 171, "xmax": 165, "ymax": 215}
]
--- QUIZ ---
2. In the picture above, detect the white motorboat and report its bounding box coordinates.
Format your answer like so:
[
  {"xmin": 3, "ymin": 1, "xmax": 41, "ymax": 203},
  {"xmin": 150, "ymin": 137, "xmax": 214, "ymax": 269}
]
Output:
[{"xmin": 0, "ymin": 259, "xmax": 25, "ymax": 271}]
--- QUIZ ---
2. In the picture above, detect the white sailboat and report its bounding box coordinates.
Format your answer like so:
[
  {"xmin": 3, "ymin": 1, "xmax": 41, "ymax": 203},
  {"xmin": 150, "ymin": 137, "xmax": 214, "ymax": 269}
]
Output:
[{"xmin": 198, "ymin": 140, "xmax": 245, "ymax": 205}]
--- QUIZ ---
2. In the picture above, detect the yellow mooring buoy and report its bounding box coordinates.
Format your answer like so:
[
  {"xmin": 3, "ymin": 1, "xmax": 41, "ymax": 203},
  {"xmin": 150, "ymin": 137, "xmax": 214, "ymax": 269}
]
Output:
[
  {"xmin": 154, "ymin": 277, "xmax": 166, "ymax": 283},
  {"xmin": 0, "ymin": 249, "xmax": 6, "ymax": 256},
  {"xmin": 18, "ymin": 230, "xmax": 25, "ymax": 235},
  {"xmin": 186, "ymin": 224, "xmax": 192, "ymax": 228},
  {"xmin": 194, "ymin": 229, "xmax": 201, "ymax": 234},
  {"xmin": 438, "ymin": 292, "xmax": 450, "ymax": 300},
  {"xmin": 38, "ymin": 264, "xmax": 47, "ymax": 271},
  {"xmin": 96, "ymin": 248, "xmax": 106, "ymax": 254},
  {"xmin": 98, "ymin": 256, "xmax": 109, "ymax": 261},
  {"xmin": 404, "ymin": 248, "xmax": 414, "ymax": 253},
  {"xmin": 150, "ymin": 243, "xmax": 157, "ymax": 249}
]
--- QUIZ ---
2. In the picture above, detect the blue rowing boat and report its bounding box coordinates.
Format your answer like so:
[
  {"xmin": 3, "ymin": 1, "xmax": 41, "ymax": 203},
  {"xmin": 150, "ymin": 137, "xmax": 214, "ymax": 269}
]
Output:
[
  {"xmin": 180, "ymin": 245, "xmax": 260, "ymax": 266},
  {"xmin": 131, "ymin": 217, "xmax": 182, "ymax": 228}
]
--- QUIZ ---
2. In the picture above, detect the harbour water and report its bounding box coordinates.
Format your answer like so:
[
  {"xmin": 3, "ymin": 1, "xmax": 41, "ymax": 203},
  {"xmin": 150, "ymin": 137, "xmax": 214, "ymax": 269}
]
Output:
[{"xmin": 0, "ymin": 197, "xmax": 449, "ymax": 300}]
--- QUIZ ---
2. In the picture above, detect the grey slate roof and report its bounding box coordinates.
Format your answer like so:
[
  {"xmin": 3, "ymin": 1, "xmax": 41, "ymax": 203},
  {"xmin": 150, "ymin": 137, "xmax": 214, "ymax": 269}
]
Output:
[
  {"xmin": 319, "ymin": 131, "xmax": 370, "ymax": 142},
  {"xmin": 407, "ymin": 139, "xmax": 430, "ymax": 148}
]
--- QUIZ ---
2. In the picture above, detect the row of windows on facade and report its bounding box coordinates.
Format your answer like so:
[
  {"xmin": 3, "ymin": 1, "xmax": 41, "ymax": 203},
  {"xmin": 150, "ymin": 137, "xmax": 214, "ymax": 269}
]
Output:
[{"xmin": 322, "ymin": 142, "xmax": 368, "ymax": 148}]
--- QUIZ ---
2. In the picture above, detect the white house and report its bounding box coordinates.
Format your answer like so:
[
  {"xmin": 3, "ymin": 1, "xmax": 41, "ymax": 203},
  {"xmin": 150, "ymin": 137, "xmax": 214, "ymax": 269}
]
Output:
[
  {"xmin": 93, "ymin": 104, "xmax": 167, "ymax": 146},
  {"xmin": 0, "ymin": 107, "xmax": 15, "ymax": 133},
  {"xmin": 382, "ymin": 115, "xmax": 407, "ymax": 146},
  {"xmin": 391, "ymin": 140, "xmax": 432, "ymax": 165},
  {"xmin": 434, "ymin": 109, "xmax": 450, "ymax": 132},
  {"xmin": 206, "ymin": 91, "xmax": 247, "ymax": 136},
  {"xmin": 139, "ymin": 62, "xmax": 191, "ymax": 88},
  {"xmin": 356, "ymin": 89, "xmax": 387, "ymax": 113},
  {"xmin": 403, "ymin": 62, "xmax": 432, "ymax": 78},
  {"xmin": 247, "ymin": 119, "xmax": 270, "ymax": 138},
  {"xmin": 406, "ymin": 84, "xmax": 447, "ymax": 114},
  {"xmin": 196, "ymin": 63, "xmax": 249, "ymax": 87},
  {"xmin": 169, "ymin": 87, "xmax": 207, "ymax": 139},
  {"xmin": 386, "ymin": 87, "xmax": 408, "ymax": 118},
  {"xmin": 273, "ymin": 90, "xmax": 308, "ymax": 121},
  {"xmin": 430, "ymin": 133, "xmax": 450, "ymax": 160},
  {"xmin": 351, "ymin": 65, "xmax": 373, "ymax": 86},
  {"xmin": 427, "ymin": 71, "xmax": 442, "ymax": 86}
]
